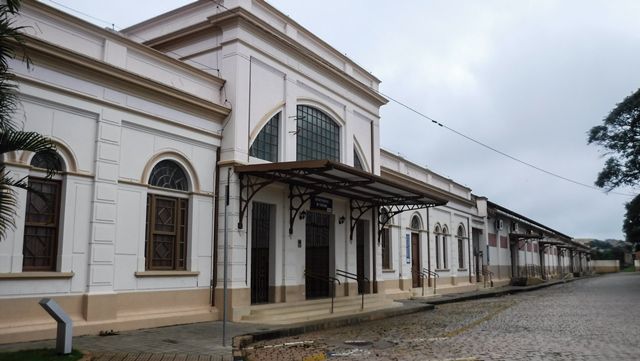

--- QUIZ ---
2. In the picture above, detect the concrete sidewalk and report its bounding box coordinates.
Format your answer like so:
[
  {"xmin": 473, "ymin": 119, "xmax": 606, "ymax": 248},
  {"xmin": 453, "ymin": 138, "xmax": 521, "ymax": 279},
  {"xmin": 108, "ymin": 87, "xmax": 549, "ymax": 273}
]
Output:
[{"xmin": 0, "ymin": 276, "xmax": 585, "ymax": 361}]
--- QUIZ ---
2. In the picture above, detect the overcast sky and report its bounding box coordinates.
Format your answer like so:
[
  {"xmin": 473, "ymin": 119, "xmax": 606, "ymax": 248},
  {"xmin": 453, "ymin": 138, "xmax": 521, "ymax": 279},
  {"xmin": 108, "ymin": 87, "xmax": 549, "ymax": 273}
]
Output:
[{"xmin": 42, "ymin": 0, "xmax": 640, "ymax": 240}]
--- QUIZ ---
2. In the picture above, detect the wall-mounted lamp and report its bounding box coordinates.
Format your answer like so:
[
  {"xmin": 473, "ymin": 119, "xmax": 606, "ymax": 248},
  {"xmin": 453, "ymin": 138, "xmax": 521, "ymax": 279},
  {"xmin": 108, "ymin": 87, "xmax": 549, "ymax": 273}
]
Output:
[
  {"xmin": 338, "ymin": 216, "xmax": 346, "ymax": 224},
  {"xmin": 299, "ymin": 210, "xmax": 307, "ymax": 220}
]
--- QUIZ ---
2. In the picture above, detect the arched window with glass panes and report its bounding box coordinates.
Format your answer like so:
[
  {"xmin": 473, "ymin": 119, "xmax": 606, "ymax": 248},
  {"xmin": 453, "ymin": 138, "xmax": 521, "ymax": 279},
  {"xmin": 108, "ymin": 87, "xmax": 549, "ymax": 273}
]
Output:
[
  {"xmin": 434, "ymin": 224, "xmax": 442, "ymax": 269},
  {"xmin": 145, "ymin": 160, "xmax": 190, "ymax": 270},
  {"xmin": 441, "ymin": 225, "xmax": 449, "ymax": 269},
  {"xmin": 23, "ymin": 152, "xmax": 65, "ymax": 271},
  {"xmin": 410, "ymin": 215, "xmax": 422, "ymax": 230},
  {"xmin": 250, "ymin": 112, "xmax": 280, "ymax": 162},
  {"xmin": 296, "ymin": 105, "xmax": 340, "ymax": 161},
  {"xmin": 354, "ymin": 150, "xmax": 364, "ymax": 170},
  {"xmin": 457, "ymin": 224, "xmax": 466, "ymax": 269}
]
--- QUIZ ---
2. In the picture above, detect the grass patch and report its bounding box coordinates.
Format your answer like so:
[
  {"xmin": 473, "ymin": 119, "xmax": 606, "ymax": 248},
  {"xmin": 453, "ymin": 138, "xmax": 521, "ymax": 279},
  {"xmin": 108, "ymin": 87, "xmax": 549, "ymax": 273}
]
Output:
[
  {"xmin": 0, "ymin": 348, "xmax": 83, "ymax": 361},
  {"xmin": 622, "ymin": 266, "xmax": 636, "ymax": 272}
]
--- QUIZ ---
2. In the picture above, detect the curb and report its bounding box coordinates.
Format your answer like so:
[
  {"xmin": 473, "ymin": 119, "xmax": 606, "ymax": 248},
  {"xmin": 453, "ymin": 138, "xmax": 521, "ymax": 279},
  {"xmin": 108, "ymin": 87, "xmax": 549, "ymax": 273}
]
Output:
[{"xmin": 423, "ymin": 278, "xmax": 576, "ymax": 305}]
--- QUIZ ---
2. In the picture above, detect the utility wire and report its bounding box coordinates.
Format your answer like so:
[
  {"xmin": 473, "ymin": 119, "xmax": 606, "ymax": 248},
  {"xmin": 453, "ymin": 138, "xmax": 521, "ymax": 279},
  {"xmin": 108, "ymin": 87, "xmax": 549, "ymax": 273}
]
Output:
[
  {"xmin": 40, "ymin": 0, "xmax": 637, "ymax": 198},
  {"xmin": 374, "ymin": 91, "xmax": 637, "ymax": 198}
]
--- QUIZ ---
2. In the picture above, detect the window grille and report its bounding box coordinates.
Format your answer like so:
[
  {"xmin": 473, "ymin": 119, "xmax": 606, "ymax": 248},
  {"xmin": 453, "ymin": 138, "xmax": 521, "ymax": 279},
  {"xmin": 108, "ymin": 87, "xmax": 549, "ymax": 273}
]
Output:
[
  {"xmin": 250, "ymin": 113, "xmax": 280, "ymax": 162},
  {"xmin": 354, "ymin": 150, "xmax": 364, "ymax": 170},
  {"xmin": 149, "ymin": 160, "xmax": 188, "ymax": 191},
  {"xmin": 31, "ymin": 152, "xmax": 64, "ymax": 172},
  {"xmin": 296, "ymin": 105, "xmax": 340, "ymax": 161},
  {"xmin": 411, "ymin": 215, "xmax": 421, "ymax": 230}
]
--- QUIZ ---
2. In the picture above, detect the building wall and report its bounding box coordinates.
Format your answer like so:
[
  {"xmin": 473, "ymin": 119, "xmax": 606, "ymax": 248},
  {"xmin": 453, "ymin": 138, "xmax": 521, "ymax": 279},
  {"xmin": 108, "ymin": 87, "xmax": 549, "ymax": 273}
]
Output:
[
  {"xmin": 593, "ymin": 260, "xmax": 619, "ymax": 273},
  {"xmin": 0, "ymin": 1, "xmax": 228, "ymax": 343},
  {"xmin": 379, "ymin": 151, "xmax": 484, "ymax": 295},
  {"xmin": 124, "ymin": 0, "xmax": 387, "ymax": 311}
]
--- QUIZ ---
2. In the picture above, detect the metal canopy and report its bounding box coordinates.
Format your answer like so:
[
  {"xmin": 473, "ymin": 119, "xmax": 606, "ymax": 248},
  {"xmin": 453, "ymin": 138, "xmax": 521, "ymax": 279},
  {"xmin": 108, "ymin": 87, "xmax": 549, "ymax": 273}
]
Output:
[
  {"xmin": 235, "ymin": 160, "xmax": 448, "ymax": 239},
  {"xmin": 539, "ymin": 239, "xmax": 564, "ymax": 246},
  {"xmin": 509, "ymin": 233, "xmax": 544, "ymax": 240}
]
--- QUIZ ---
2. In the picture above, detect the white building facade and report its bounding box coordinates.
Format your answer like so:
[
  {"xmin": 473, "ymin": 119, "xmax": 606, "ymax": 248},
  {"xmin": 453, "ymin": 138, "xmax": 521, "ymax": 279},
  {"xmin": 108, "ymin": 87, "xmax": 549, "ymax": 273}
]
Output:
[{"xmin": 0, "ymin": 0, "xmax": 591, "ymax": 343}]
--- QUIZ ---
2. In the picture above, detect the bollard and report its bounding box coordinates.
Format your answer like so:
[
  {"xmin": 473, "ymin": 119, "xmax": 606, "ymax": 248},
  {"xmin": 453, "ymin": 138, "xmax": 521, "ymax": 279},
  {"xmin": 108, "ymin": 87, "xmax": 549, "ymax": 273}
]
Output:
[{"xmin": 39, "ymin": 298, "xmax": 72, "ymax": 354}]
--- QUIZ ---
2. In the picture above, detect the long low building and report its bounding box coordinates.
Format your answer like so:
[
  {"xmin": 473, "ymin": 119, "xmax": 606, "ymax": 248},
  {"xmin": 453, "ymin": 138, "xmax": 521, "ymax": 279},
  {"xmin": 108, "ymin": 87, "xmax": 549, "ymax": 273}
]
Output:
[{"xmin": 0, "ymin": 0, "xmax": 591, "ymax": 343}]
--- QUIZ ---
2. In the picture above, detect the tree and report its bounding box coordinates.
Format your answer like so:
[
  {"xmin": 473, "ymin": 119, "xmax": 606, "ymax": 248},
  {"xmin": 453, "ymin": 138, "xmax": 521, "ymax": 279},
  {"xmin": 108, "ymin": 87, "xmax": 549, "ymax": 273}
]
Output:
[
  {"xmin": 588, "ymin": 87, "xmax": 640, "ymax": 244},
  {"xmin": 588, "ymin": 88, "xmax": 640, "ymax": 191},
  {"xmin": 623, "ymin": 194, "xmax": 640, "ymax": 244},
  {"xmin": 0, "ymin": 0, "xmax": 59, "ymax": 239}
]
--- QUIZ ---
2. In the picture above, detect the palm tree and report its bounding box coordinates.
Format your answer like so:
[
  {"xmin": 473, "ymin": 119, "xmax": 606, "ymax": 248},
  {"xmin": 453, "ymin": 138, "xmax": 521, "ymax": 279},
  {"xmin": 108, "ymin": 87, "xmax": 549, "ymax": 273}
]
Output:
[{"xmin": 0, "ymin": 0, "xmax": 59, "ymax": 239}]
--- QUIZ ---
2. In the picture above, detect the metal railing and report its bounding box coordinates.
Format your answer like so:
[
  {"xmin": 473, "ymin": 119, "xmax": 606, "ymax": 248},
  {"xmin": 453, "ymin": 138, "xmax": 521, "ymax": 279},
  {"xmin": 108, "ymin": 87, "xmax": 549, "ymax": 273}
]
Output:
[
  {"xmin": 335, "ymin": 269, "xmax": 369, "ymax": 310},
  {"xmin": 411, "ymin": 269, "xmax": 428, "ymax": 296},
  {"xmin": 482, "ymin": 268, "xmax": 494, "ymax": 288},
  {"xmin": 423, "ymin": 268, "xmax": 439, "ymax": 295},
  {"xmin": 304, "ymin": 270, "xmax": 341, "ymax": 313}
]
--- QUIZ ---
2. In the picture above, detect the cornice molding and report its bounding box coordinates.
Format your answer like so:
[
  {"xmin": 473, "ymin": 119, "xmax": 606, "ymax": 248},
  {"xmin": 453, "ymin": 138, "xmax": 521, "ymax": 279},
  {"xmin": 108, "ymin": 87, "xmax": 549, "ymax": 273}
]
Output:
[
  {"xmin": 380, "ymin": 149, "xmax": 473, "ymax": 193},
  {"xmin": 142, "ymin": 7, "xmax": 388, "ymax": 107},
  {"xmin": 16, "ymin": 75, "xmax": 223, "ymax": 140},
  {"xmin": 21, "ymin": 35, "xmax": 231, "ymax": 121},
  {"xmin": 381, "ymin": 167, "xmax": 476, "ymax": 207},
  {"xmin": 22, "ymin": 0, "xmax": 225, "ymax": 87}
]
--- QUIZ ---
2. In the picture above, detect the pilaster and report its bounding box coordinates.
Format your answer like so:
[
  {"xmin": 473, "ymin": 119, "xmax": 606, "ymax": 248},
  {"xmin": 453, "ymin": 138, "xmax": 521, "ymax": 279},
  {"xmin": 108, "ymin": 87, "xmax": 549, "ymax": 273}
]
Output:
[{"xmin": 87, "ymin": 108, "xmax": 121, "ymax": 293}]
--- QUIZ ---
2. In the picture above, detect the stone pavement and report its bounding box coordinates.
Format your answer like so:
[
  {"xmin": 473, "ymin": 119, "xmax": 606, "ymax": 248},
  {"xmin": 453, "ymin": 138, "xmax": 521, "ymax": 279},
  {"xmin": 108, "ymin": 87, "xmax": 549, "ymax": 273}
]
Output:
[
  {"xmin": 246, "ymin": 272, "xmax": 640, "ymax": 360},
  {"xmin": 0, "ymin": 320, "xmax": 271, "ymax": 361},
  {"xmin": 0, "ymin": 275, "xmax": 598, "ymax": 360}
]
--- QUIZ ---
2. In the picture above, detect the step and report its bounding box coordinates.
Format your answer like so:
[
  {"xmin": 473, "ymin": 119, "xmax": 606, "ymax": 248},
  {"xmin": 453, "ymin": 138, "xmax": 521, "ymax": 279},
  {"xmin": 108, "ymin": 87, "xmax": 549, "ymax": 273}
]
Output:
[
  {"xmin": 244, "ymin": 299, "xmax": 393, "ymax": 321},
  {"xmin": 249, "ymin": 297, "xmax": 388, "ymax": 317},
  {"xmin": 243, "ymin": 302, "xmax": 402, "ymax": 325},
  {"xmin": 247, "ymin": 293, "xmax": 384, "ymax": 311}
]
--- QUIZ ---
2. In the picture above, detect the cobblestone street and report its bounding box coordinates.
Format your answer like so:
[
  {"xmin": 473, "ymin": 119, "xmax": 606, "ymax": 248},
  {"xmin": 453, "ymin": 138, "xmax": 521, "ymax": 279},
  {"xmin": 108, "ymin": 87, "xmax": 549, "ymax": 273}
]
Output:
[{"xmin": 247, "ymin": 273, "xmax": 640, "ymax": 360}]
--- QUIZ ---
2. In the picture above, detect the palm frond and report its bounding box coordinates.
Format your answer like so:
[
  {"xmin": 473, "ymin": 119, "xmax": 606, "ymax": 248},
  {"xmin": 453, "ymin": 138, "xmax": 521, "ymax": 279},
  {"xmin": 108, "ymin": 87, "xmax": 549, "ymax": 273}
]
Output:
[
  {"xmin": 0, "ymin": 75, "xmax": 19, "ymax": 131},
  {"xmin": 0, "ymin": 0, "xmax": 30, "ymax": 132},
  {"xmin": 0, "ymin": 129, "xmax": 60, "ymax": 176},
  {"xmin": 0, "ymin": 175, "xmax": 18, "ymax": 240}
]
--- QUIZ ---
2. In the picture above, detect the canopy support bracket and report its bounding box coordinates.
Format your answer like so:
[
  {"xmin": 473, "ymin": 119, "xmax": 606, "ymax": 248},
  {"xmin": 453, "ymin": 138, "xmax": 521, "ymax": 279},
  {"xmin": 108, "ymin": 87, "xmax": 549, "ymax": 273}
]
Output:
[
  {"xmin": 289, "ymin": 184, "xmax": 318, "ymax": 234},
  {"xmin": 349, "ymin": 199, "xmax": 375, "ymax": 240},
  {"xmin": 238, "ymin": 174, "xmax": 274, "ymax": 229}
]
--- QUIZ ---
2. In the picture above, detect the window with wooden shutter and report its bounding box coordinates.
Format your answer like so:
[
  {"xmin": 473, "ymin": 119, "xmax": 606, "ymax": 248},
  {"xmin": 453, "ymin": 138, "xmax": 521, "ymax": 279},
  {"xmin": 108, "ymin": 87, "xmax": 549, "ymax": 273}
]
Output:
[{"xmin": 22, "ymin": 178, "xmax": 61, "ymax": 271}]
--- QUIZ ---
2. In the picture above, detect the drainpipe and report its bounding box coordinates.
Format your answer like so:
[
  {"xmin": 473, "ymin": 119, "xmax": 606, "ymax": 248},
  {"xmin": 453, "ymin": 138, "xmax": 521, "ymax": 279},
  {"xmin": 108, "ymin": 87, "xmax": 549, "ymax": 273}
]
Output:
[
  {"xmin": 467, "ymin": 217, "xmax": 472, "ymax": 283},
  {"xmin": 372, "ymin": 207, "xmax": 377, "ymax": 294},
  {"xmin": 370, "ymin": 120, "xmax": 377, "ymax": 294},
  {"xmin": 222, "ymin": 168, "xmax": 230, "ymax": 346},
  {"xmin": 211, "ymin": 148, "xmax": 221, "ymax": 306},
  {"xmin": 426, "ymin": 208, "xmax": 431, "ymax": 287}
]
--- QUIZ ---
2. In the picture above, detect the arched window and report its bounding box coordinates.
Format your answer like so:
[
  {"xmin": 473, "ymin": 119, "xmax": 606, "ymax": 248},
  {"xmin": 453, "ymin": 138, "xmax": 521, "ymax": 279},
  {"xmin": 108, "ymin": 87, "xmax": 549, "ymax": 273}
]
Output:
[
  {"xmin": 149, "ymin": 160, "xmax": 189, "ymax": 191},
  {"xmin": 296, "ymin": 105, "xmax": 340, "ymax": 161},
  {"xmin": 250, "ymin": 112, "xmax": 280, "ymax": 162},
  {"xmin": 146, "ymin": 160, "xmax": 190, "ymax": 270},
  {"xmin": 380, "ymin": 207, "xmax": 392, "ymax": 269},
  {"xmin": 434, "ymin": 224, "xmax": 442, "ymax": 269},
  {"xmin": 30, "ymin": 152, "xmax": 64, "ymax": 172},
  {"xmin": 457, "ymin": 224, "xmax": 466, "ymax": 269},
  {"xmin": 22, "ymin": 152, "xmax": 66, "ymax": 271},
  {"xmin": 442, "ymin": 225, "xmax": 449, "ymax": 269},
  {"xmin": 354, "ymin": 150, "xmax": 364, "ymax": 170},
  {"xmin": 410, "ymin": 215, "xmax": 422, "ymax": 230}
]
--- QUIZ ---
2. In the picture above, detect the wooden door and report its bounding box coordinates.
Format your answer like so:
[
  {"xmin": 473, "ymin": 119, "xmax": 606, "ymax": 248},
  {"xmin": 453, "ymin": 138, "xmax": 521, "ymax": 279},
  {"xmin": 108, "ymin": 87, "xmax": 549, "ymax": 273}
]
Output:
[
  {"xmin": 411, "ymin": 233, "xmax": 421, "ymax": 288},
  {"xmin": 356, "ymin": 220, "xmax": 365, "ymax": 294},
  {"xmin": 251, "ymin": 202, "xmax": 271, "ymax": 304},
  {"xmin": 305, "ymin": 212, "xmax": 331, "ymax": 299}
]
